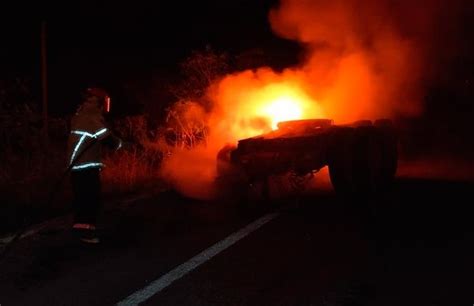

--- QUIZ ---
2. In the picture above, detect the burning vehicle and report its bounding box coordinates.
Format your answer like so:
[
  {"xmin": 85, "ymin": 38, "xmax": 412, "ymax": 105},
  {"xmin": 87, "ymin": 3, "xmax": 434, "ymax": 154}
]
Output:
[{"xmin": 216, "ymin": 118, "xmax": 397, "ymax": 198}]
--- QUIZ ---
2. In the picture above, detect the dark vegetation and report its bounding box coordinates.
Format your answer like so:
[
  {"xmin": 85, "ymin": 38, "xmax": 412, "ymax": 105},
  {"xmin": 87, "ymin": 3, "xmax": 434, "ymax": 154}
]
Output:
[{"xmin": 0, "ymin": 47, "xmax": 263, "ymax": 234}]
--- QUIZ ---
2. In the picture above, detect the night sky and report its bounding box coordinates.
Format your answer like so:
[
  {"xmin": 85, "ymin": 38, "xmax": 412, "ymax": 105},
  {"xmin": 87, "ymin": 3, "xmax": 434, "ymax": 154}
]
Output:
[{"xmin": 1, "ymin": 0, "xmax": 302, "ymax": 115}]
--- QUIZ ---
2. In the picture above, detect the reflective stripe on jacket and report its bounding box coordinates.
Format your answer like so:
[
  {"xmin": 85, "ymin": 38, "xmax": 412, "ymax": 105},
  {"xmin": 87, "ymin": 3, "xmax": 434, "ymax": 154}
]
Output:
[{"xmin": 67, "ymin": 102, "xmax": 113, "ymax": 171}]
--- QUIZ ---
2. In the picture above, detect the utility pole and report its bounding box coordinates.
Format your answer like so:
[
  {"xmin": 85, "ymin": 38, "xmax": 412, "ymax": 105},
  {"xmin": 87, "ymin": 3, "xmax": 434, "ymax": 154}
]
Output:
[{"xmin": 41, "ymin": 21, "xmax": 48, "ymax": 140}]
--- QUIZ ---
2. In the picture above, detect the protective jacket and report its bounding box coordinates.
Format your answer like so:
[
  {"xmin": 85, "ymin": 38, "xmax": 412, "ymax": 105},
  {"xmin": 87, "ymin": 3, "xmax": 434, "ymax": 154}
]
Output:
[{"xmin": 67, "ymin": 102, "xmax": 121, "ymax": 171}]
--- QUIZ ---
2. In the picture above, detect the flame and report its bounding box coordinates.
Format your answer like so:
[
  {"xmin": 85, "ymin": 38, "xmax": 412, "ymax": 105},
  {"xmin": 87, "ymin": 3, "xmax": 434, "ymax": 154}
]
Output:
[{"xmin": 209, "ymin": 69, "xmax": 325, "ymax": 142}]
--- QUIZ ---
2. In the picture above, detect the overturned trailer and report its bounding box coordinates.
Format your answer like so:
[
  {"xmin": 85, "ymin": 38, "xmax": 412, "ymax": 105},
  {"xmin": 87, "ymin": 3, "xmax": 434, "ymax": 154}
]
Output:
[{"xmin": 216, "ymin": 118, "xmax": 398, "ymax": 198}]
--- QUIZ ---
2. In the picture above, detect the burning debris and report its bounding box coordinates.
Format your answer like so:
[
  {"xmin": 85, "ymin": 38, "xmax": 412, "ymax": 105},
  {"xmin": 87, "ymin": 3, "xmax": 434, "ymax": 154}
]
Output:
[{"xmin": 159, "ymin": 0, "xmax": 468, "ymax": 199}]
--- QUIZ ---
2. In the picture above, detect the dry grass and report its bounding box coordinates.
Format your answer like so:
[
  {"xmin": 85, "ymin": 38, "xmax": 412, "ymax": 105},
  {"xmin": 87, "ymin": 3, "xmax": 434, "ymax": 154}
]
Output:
[{"xmin": 102, "ymin": 142, "xmax": 165, "ymax": 194}]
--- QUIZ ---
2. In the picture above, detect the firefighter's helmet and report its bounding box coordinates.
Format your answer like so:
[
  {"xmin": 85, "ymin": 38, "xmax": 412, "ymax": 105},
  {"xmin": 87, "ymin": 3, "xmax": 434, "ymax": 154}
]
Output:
[{"xmin": 84, "ymin": 87, "xmax": 111, "ymax": 113}]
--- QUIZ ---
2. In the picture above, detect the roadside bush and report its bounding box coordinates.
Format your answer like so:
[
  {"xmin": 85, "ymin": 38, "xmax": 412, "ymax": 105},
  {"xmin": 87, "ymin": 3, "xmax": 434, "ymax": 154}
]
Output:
[{"xmin": 102, "ymin": 115, "xmax": 166, "ymax": 194}]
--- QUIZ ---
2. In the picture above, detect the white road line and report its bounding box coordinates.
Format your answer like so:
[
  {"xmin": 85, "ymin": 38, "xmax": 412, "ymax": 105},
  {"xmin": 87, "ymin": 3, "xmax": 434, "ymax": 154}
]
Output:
[{"xmin": 116, "ymin": 212, "xmax": 280, "ymax": 306}]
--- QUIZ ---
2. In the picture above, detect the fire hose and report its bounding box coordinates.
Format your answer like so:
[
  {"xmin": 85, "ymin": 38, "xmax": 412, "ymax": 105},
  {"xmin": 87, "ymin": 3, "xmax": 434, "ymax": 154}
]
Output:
[{"xmin": 0, "ymin": 138, "xmax": 101, "ymax": 260}]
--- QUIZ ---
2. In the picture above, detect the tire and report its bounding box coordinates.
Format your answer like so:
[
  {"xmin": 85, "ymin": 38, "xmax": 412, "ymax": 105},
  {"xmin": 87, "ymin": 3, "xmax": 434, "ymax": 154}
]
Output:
[
  {"xmin": 351, "ymin": 126, "xmax": 377, "ymax": 196},
  {"xmin": 328, "ymin": 127, "xmax": 356, "ymax": 196},
  {"xmin": 216, "ymin": 144, "xmax": 237, "ymax": 178},
  {"xmin": 329, "ymin": 125, "xmax": 397, "ymax": 197},
  {"xmin": 215, "ymin": 144, "xmax": 244, "ymax": 199},
  {"xmin": 374, "ymin": 120, "xmax": 398, "ymax": 192}
]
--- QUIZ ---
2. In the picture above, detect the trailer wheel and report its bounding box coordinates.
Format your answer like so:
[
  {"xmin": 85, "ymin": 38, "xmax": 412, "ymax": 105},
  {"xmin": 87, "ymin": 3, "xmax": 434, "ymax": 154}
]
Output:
[
  {"xmin": 328, "ymin": 128, "xmax": 356, "ymax": 196},
  {"xmin": 329, "ymin": 125, "xmax": 395, "ymax": 197},
  {"xmin": 352, "ymin": 124, "xmax": 398, "ymax": 195},
  {"xmin": 374, "ymin": 120, "xmax": 398, "ymax": 191},
  {"xmin": 352, "ymin": 126, "xmax": 385, "ymax": 195},
  {"xmin": 215, "ymin": 144, "xmax": 246, "ymax": 199},
  {"xmin": 216, "ymin": 144, "xmax": 237, "ymax": 178}
]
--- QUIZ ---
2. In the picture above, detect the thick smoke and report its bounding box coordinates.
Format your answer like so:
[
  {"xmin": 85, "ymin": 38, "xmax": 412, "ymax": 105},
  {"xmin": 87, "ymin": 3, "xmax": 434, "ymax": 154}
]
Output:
[{"xmin": 269, "ymin": 0, "xmax": 454, "ymax": 122}]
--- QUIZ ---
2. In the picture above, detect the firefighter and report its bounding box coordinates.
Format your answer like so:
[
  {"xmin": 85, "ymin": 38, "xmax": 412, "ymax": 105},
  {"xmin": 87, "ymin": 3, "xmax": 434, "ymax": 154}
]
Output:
[{"xmin": 67, "ymin": 87, "xmax": 122, "ymax": 244}]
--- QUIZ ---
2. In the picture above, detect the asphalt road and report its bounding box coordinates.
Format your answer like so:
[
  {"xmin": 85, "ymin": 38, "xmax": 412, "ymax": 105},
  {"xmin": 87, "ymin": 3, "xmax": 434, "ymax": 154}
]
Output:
[{"xmin": 0, "ymin": 171, "xmax": 473, "ymax": 306}]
